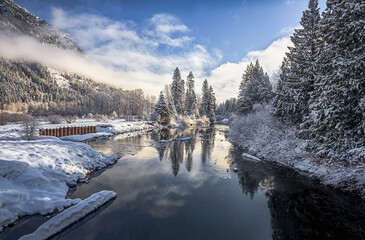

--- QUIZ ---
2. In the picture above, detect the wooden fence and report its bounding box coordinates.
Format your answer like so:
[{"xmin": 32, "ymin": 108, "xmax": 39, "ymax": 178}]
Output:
[{"xmin": 39, "ymin": 126, "xmax": 97, "ymax": 137}]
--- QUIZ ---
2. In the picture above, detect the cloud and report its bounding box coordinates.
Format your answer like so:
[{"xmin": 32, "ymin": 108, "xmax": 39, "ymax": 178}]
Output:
[
  {"xmin": 0, "ymin": 8, "xmax": 293, "ymax": 102},
  {"xmin": 49, "ymin": 9, "xmax": 221, "ymax": 92},
  {"xmin": 208, "ymin": 36, "xmax": 293, "ymax": 101}
]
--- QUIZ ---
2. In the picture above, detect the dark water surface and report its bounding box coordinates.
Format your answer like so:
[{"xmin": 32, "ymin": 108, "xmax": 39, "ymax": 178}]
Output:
[{"xmin": 2, "ymin": 126, "xmax": 365, "ymax": 239}]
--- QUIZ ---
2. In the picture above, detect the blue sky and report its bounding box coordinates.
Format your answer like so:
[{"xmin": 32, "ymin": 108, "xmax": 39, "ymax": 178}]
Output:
[{"xmin": 14, "ymin": 0, "xmax": 326, "ymax": 100}]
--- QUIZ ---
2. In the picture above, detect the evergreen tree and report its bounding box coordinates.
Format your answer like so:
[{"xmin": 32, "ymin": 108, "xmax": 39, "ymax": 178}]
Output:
[
  {"xmin": 170, "ymin": 67, "xmax": 185, "ymax": 115},
  {"xmin": 300, "ymin": 0, "xmax": 365, "ymax": 159},
  {"xmin": 154, "ymin": 91, "xmax": 170, "ymax": 124},
  {"xmin": 185, "ymin": 71, "xmax": 197, "ymax": 116},
  {"xmin": 200, "ymin": 79, "xmax": 216, "ymax": 122},
  {"xmin": 208, "ymin": 85, "xmax": 216, "ymax": 122},
  {"xmin": 272, "ymin": 0, "xmax": 321, "ymax": 123},
  {"xmin": 163, "ymin": 84, "xmax": 177, "ymax": 115},
  {"xmin": 237, "ymin": 61, "xmax": 273, "ymax": 115},
  {"xmin": 200, "ymin": 79, "xmax": 210, "ymax": 116}
]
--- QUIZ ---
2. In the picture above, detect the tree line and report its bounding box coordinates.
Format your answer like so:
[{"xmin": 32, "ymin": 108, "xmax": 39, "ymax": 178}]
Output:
[
  {"xmin": 0, "ymin": 58, "xmax": 156, "ymax": 119},
  {"xmin": 272, "ymin": 0, "xmax": 364, "ymax": 161},
  {"xmin": 154, "ymin": 67, "xmax": 216, "ymax": 124}
]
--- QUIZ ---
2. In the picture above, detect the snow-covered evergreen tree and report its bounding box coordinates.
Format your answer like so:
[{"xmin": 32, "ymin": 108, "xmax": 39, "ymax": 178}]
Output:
[
  {"xmin": 163, "ymin": 84, "xmax": 177, "ymax": 115},
  {"xmin": 237, "ymin": 61, "xmax": 273, "ymax": 115},
  {"xmin": 155, "ymin": 91, "xmax": 171, "ymax": 124},
  {"xmin": 200, "ymin": 79, "xmax": 216, "ymax": 122},
  {"xmin": 300, "ymin": 0, "xmax": 365, "ymax": 160},
  {"xmin": 272, "ymin": 0, "xmax": 321, "ymax": 123},
  {"xmin": 170, "ymin": 67, "xmax": 185, "ymax": 115},
  {"xmin": 208, "ymin": 86, "xmax": 217, "ymax": 122},
  {"xmin": 185, "ymin": 71, "xmax": 197, "ymax": 116},
  {"xmin": 200, "ymin": 79, "xmax": 210, "ymax": 116}
]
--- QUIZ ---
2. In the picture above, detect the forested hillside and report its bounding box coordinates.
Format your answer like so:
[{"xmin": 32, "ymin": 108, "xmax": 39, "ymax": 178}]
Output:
[{"xmin": 0, "ymin": 0, "xmax": 155, "ymax": 118}]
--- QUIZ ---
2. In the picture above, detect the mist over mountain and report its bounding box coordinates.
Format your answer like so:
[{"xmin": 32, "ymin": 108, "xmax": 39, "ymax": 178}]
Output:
[{"xmin": 0, "ymin": 0, "xmax": 155, "ymax": 117}]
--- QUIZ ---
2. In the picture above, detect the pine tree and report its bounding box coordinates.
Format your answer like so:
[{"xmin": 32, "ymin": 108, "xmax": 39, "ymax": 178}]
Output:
[
  {"xmin": 163, "ymin": 84, "xmax": 177, "ymax": 115},
  {"xmin": 208, "ymin": 85, "xmax": 216, "ymax": 122},
  {"xmin": 237, "ymin": 61, "xmax": 273, "ymax": 115},
  {"xmin": 155, "ymin": 91, "xmax": 170, "ymax": 124},
  {"xmin": 185, "ymin": 71, "xmax": 197, "ymax": 116},
  {"xmin": 170, "ymin": 67, "xmax": 185, "ymax": 115},
  {"xmin": 272, "ymin": 0, "xmax": 320, "ymax": 123},
  {"xmin": 200, "ymin": 79, "xmax": 210, "ymax": 116},
  {"xmin": 300, "ymin": 0, "xmax": 365, "ymax": 160}
]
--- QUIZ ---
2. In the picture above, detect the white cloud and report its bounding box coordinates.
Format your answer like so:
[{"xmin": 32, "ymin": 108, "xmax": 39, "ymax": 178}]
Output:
[
  {"xmin": 0, "ymin": 8, "xmax": 293, "ymax": 103},
  {"xmin": 50, "ymin": 9, "xmax": 220, "ymax": 93},
  {"xmin": 208, "ymin": 36, "xmax": 293, "ymax": 101}
]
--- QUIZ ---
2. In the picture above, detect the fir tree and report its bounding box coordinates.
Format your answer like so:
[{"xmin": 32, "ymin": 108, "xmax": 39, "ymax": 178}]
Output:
[
  {"xmin": 208, "ymin": 85, "xmax": 216, "ymax": 122},
  {"xmin": 200, "ymin": 79, "xmax": 210, "ymax": 116},
  {"xmin": 185, "ymin": 71, "xmax": 197, "ymax": 116},
  {"xmin": 300, "ymin": 0, "xmax": 365, "ymax": 160},
  {"xmin": 272, "ymin": 0, "xmax": 321, "ymax": 123},
  {"xmin": 170, "ymin": 67, "xmax": 185, "ymax": 115},
  {"xmin": 155, "ymin": 91, "xmax": 170, "ymax": 124},
  {"xmin": 237, "ymin": 61, "xmax": 273, "ymax": 115},
  {"xmin": 163, "ymin": 84, "xmax": 177, "ymax": 115}
]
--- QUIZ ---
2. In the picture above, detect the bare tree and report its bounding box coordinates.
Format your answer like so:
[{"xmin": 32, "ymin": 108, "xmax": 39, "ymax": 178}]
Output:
[{"xmin": 22, "ymin": 115, "xmax": 38, "ymax": 140}]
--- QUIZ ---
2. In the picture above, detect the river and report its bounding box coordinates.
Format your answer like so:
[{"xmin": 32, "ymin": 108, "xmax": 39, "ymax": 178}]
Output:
[{"xmin": 2, "ymin": 125, "xmax": 365, "ymax": 239}]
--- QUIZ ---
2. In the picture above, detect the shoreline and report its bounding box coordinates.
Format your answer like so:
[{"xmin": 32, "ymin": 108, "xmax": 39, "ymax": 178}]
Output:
[{"xmin": 0, "ymin": 120, "xmax": 156, "ymax": 234}]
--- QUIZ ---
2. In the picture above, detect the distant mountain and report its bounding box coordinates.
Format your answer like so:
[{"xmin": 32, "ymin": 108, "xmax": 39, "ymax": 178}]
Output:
[
  {"xmin": 0, "ymin": 0, "xmax": 154, "ymax": 118},
  {"xmin": 0, "ymin": 0, "xmax": 82, "ymax": 52}
]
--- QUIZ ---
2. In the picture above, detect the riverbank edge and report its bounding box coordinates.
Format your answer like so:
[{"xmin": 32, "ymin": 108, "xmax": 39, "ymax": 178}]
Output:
[
  {"xmin": 0, "ymin": 121, "xmax": 157, "ymax": 234},
  {"xmin": 230, "ymin": 141, "xmax": 365, "ymax": 200}
]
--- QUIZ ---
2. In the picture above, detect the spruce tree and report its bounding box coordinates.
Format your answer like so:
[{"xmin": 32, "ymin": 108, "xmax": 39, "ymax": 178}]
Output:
[
  {"xmin": 170, "ymin": 67, "xmax": 185, "ymax": 115},
  {"xmin": 200, "ymin": 79, "xmax": 210, "ymax": 117},
  {"xmin": 185, "ymin": 71, "xmax": 197, "ymax": 116},
  {"xmin": 208, "ymin": 85, "xmax": 216, "ymax": 122},
  {"xmin": 272, "ymin": 0, "xmax": 321, "ymax": 123},
  {"xmin": 237, "ymin": 61, "xmax": 273, "ymax": 115},
  {"xmin": 155, "ymin": 91, "xmax": 170, "ymax": 124},
  {"xmin": 300, "ymin": 0, "xmax": 365, "ymax": 159}
]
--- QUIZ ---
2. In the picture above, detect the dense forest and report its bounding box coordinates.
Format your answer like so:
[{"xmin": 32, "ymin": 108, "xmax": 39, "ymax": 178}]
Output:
[{"xmin": 0, "ymin": 57, "xmax": 155, "ymax": 118}]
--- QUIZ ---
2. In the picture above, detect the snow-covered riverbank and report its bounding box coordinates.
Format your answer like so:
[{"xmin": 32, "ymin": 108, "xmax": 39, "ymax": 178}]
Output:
[
  {"xmin": 0, "ymin": 120, "xmax": 155, "ymax": 233},
  {"xmin": 228, "ymin": 108, "xmax": 365, "ymax": 198}
]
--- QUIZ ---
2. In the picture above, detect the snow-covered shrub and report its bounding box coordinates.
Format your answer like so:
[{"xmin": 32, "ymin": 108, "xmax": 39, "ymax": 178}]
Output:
[
  {"xmin": 110, "ymin": 111, "xmax": 118, "ymax": 120},
  {"xmin": 228, "ymin": 105, "xmax": 308, "ymax": 164},
  {"xmin": 64, "ymin": 115, "xmax": 78, "ymax": 123},
  {"xmin": 22, "ymin": 115, "xmax": 38, "ymax": 140},
  {"xmin": 48, "ymin": 115, "xmax": 63, "ymax": 124},
  {"xmin": 87, "ymin": 113, "xmax": 94, "ymax": 119},
  {"xmin": 94, "ymin": 114, "xmax": 107, "ymax": 122},
  {"xmin": 179, "ymin": 115, "xmax": 194, "ymax": 126},
  {"xmin": 196, "ymin": 115, "xmax": 210, "ymax": 126}
]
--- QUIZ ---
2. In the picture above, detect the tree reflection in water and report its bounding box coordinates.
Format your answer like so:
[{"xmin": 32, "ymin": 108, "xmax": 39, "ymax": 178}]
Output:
[{"xmin": 231, "ymin": 149, "xmax": 365, "ymax": 240}]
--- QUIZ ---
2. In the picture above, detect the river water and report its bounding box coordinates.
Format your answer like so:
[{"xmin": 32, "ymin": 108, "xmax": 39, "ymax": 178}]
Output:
[{"xmin": 2, "ymin": 125, "xmax": 365, "ymax": 239}]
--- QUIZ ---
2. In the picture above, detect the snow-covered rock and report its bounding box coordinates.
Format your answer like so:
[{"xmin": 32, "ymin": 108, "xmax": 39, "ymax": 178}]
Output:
[
  {"xmin": 242, "ymin": 153, "xmax": 261, "ymax": 162},
  {"xmin": 19, "ymin": 190, "xmax": 117, "ymax": 240}
]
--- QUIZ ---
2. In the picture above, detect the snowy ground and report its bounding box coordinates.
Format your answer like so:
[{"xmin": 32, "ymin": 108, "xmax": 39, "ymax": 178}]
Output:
[
  {"xmin": 19, "ymin": 190, "xmax": 117, "ymax": 240},
  {"xmin": 228, "ymin": 106, "xmax": 365, "ymax": 198},
  {"xmin": 0, "ymin": 119, "xmax": 155, "ymax": 233}
]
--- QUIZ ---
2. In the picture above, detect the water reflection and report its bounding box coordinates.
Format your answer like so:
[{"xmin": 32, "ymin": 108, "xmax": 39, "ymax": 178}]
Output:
[
  {"xmin": 231, "ymin": 150, "xmax": 365, "ymax": 239},
  {"xmin": 7, "ymin": 126, "xmax": 364, "ymax": 240}
]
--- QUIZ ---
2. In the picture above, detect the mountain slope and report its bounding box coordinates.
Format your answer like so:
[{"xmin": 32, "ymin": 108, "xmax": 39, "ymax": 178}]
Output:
[
  {"xmin": 0, "ymin": 0, "xmax": 82, "ymax": 52},
  {"xmin": 0, "ymin": 0, "xmax": 155, "ymax": 118}
]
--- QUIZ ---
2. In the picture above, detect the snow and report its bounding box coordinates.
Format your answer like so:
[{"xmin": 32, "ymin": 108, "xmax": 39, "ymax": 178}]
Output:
[
  {"xmin": 60, "ymin": 132, "xmax": 113, "ymax": 142},
  {"xmin": 0, "ymin": 119, "xmax": 154, "ymax": 232},
  {"xmin": 242, "ymin": 153, "xmax": 261, "ymax": 162},
  {"xmin": 229, "ymin": 106, "xmax": 365, "ymax": 198},
  {"xmin": 159, "ymin": 137, "xmax": 192, "ymax": 143},
  {"xmin": 19, "ymin": 190, "xmax": 117, "ymax": 240}
]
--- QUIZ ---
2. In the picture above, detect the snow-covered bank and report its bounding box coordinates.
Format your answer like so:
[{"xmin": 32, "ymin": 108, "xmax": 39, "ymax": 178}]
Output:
[
  {"xmin": 228, "ymin": 107, "xmax": 365, "ymax": 198},
  {"xmin": 0, "ymin": 119, "xmax": 155, "ymax": 232},
  {"xmin": 0, "ymin": 136, "xmax": 118, "ymax": 232},
  {"xmin": 19, "ymin": 190, "xmax": 117, "ymax": 240}
]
